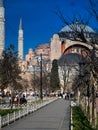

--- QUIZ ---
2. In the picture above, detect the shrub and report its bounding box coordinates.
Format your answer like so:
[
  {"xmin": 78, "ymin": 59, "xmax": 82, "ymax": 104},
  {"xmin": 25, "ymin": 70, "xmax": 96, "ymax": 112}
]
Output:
[
  {"xmin": 0, "ymin": 108, "xmax": 22, "ymax": 116},
  {"xmin": 72, "ymin": 106, "xmax": 95, "ymax": 130}
]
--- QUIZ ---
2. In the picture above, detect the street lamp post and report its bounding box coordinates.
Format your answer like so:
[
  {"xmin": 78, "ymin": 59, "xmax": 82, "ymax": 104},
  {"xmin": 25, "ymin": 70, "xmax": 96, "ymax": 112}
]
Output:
[
  {"xmin": 38, "ymin": 53, "xmax": 43, "ymax": 100},
  {"xmin": 32, "ymin": 65, "xmax": 36, "ymax": 93}
]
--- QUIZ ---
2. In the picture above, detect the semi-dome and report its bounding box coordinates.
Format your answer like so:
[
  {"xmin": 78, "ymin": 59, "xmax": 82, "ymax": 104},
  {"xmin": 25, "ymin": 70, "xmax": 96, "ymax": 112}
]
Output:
[
  {"xmin": 60, "ymin": 23, "xmax": 94, "ymax": 33},
  {"xmin": 58, "ymin": 53, "xmax": 83, "ymax": 66}
]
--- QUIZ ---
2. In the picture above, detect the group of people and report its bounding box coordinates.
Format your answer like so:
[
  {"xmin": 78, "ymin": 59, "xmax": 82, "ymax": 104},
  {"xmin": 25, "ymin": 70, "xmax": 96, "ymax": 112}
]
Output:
[
  {"xmin": 12, "ymin": 94, "xmax": 27, "ymax": 105},
  {"xmin": 58, "ymin": 92, "xmax": 72, "ymax": 100}
]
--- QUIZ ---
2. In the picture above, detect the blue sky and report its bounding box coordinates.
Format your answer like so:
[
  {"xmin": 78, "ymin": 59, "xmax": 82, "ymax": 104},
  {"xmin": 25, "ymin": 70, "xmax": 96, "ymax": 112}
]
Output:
[{"xmin": 4, "ymin": 0, "xmax": 97, "ymax": 58}]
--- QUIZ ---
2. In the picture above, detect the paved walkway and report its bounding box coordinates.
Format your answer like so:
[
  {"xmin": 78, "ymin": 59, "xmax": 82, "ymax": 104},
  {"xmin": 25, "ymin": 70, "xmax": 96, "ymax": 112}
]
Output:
[{"xmin": 2, "ymin": 98, "xmax": 71, "ymax": 130}]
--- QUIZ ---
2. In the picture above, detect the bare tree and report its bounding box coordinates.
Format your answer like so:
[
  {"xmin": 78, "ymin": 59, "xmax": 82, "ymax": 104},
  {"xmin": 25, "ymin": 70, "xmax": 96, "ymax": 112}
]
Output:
[
  {"xmin": 55, "ymin": 1, "xmax": 98, "ymax": 125},
  {"xmin": 88, "ymin": 0, "xmax": 98, "ymax": 22}
]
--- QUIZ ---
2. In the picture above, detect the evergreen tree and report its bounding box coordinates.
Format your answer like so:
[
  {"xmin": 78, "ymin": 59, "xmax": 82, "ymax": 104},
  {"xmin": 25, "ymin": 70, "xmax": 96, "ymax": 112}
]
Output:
[{"xmin": 50, "ymin": 59, "xmax": 60, "ymax": 91}]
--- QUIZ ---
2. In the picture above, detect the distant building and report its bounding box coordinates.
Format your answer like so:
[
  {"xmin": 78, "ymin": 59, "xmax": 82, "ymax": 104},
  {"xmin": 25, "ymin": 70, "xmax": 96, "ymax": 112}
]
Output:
[
  {"xmin": 50, "ymin": 22, "xmax": 95, "ymax": 61},
  {"xmin": 25, "ymin": 43, "xmax": 51, "ymax": 72},
  {"xmin": 25, "ymin": 22, "xmax": 98, "ymax": 77},
  {"xmin": 26, "ymin": 48, "xmax": 35, "ymax": 66},
  {"xmin": 0, "ymin": 1, "xmax": 98, "ymax": 94},
  {"xmin": 35, "ymin": 43, "xmax": 50, "ymax": 60},
  {"xmin": 55, "ymin": 22, "xmax": 97, "ymax": 92}
]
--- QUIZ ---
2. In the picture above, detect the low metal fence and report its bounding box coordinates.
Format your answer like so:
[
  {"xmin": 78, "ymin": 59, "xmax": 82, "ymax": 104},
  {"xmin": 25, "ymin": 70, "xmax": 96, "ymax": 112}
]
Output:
[{"xmin": 0, "ymin": 97, "xmax": 57, "ymax": 128}]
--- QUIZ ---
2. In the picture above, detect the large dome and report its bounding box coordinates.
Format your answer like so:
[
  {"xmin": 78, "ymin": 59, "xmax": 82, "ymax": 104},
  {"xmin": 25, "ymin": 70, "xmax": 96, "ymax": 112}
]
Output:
[{"xmin": 60, "ymin": 24, "xmax": 94, "ymax": 33}]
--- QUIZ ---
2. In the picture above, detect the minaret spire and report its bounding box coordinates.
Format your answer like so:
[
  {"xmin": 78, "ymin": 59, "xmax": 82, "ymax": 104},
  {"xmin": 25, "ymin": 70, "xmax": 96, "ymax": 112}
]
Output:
[
  {"xmin": 18, "ymin": 18, "xmax": 24, "ymax": 60},
  {"xmin": 19, "ymin": 18, "xmax": 22, "ymax": 30},
  {"xmin": 0, "ymin": 0, "xmax": 5, "ymax": 56},
  {"xmin": 0, "ymin": 0, "xmax": 4, "ymax": 7}
]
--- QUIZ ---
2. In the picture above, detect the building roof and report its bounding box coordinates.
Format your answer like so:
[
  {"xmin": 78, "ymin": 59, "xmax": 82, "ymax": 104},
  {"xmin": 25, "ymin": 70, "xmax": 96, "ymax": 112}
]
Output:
[
  {"xmin": 0, "ymin": 0, "xmax": 3, "ymax": 7},
  {"xmin": 60, "ymin": 23, "xmax": 94, "ymax": 33},
  {"xmin": 58, "ymin": 53, "xmax": 83, "ymax": 66},
  {"xmin": 36, "ymin": 43, "xmax": 50, "ymax": 49}
]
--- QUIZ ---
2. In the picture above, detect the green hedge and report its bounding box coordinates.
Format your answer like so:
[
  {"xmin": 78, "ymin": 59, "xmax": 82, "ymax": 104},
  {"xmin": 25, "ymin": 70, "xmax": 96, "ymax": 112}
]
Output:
[
  {"xmin": 72, "ymin": 106, "xmax": 95, "ymax": 130},
  {"xmin": 0, "ymin": 108, "xmax": 22, "ymax": 116}
]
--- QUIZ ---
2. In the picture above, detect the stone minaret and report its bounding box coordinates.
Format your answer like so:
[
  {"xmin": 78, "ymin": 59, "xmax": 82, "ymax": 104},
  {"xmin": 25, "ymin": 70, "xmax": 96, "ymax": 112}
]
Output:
[
  {"xmin": 0, "ymin": 0, "xmax": 5, "ymax": 56},
  {"xmin": 18, "ymin": 18, "xmax": 24, "ymax": 60}
]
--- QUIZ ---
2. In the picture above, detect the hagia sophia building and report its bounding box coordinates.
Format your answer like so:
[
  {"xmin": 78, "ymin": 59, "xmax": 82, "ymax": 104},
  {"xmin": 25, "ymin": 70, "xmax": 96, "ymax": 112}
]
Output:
[
  {"xmin": 25, "ymin": 23, "xmax": 96, "ymax": 70},
  {"xmin": 0, "ymin": 0, "xmax": 97, "ymax": 92},
  {"xmin": 25, "ymin": 22, "xmax": 97, "ymax": 92}
]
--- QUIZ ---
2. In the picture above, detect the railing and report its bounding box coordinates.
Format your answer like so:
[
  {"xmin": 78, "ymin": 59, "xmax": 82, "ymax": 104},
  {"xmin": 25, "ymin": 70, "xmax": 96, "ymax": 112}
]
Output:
[{"xmin": 0, "ymin": 97, "xmax": 57, "ymax": 128}]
